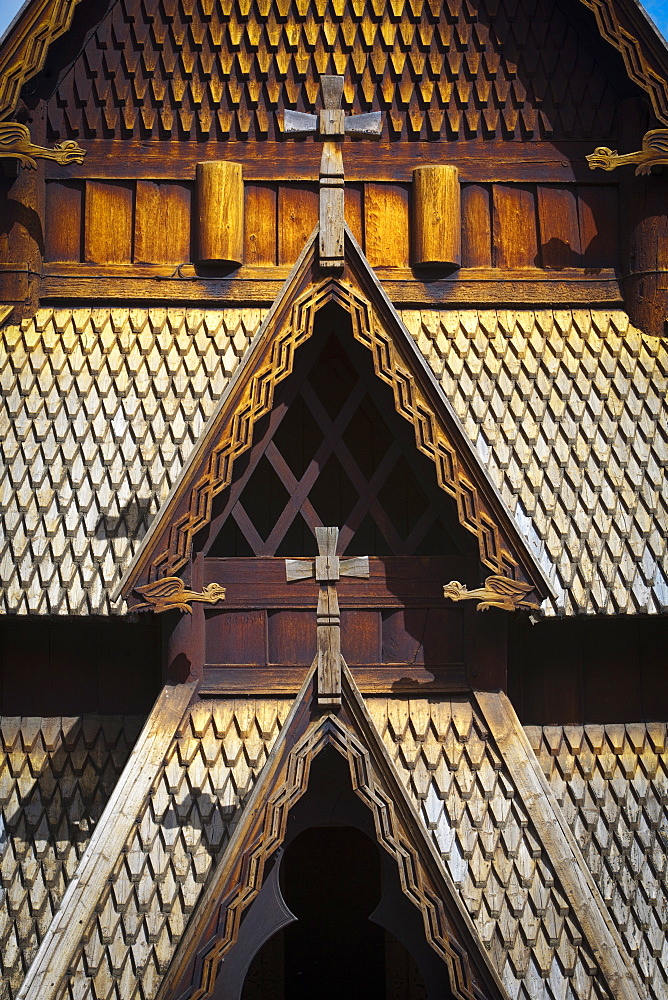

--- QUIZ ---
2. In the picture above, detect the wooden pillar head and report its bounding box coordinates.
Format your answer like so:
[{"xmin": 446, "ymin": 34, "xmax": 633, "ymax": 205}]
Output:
[
  {"xmin": 412, "ymin": 165, "xmax": 461, "ymax": 269},
  {"xmin": 196, "ymin": 160, "xmax": 244, "ymax": 265}
]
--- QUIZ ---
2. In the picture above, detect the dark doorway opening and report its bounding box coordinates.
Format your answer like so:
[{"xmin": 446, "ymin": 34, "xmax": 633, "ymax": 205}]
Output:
[{"xmin": 236, "ymin": 749, "xmax": 452, "ymax": 1000}]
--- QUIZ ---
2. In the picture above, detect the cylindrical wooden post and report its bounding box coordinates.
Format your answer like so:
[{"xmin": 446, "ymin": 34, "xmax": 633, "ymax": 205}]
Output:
[
  {"xmin": 196, "ymin": 160, "xmax": 244, "ymax": 264},
  {"xmin": 412, "ymin": 165, "xmax": 461, "ymax": 268}
]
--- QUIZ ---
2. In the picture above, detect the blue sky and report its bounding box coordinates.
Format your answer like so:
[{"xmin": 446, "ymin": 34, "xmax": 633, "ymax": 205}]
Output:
[{"xmin": 0, "ymin": 0, "xmax": 667, "ymax": 54}]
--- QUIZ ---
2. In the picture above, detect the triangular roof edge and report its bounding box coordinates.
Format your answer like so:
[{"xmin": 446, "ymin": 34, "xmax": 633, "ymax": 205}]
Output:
[
  {"xmin": 157, "ymin": 662, "xmax": 510, "ymax": 1000},
  {"xmin": 3, "ymin": 0, "xmax": 668, "ymax": 125},
  {"xmin": 117, "ymin": 224, "xmax": 554, "ymax": 605},
  {"xmin": 0, "ymin": 0, "xmax": 84, "ymax": 121}
]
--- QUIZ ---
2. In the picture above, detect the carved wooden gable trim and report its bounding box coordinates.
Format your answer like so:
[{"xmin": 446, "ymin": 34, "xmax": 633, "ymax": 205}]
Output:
[
  {"xmin": 158, "ymin": 665, "xmax": 508, "ymax": 1000},
  {"xmin": 0, "ymin": 0, "xmax": 84, "ymax": 121},
  {"xmin": 120, "ymin": 227, "xmax": 552, "ymax": 603}
]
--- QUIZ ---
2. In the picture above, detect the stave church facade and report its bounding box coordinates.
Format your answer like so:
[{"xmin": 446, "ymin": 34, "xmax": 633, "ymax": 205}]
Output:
[{"xmin": 0, "ymin": 0, "xmax": 667, "ymax": 998}]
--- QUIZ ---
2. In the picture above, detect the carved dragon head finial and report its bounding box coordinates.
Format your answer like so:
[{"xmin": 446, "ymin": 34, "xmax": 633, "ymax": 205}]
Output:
[{"xmin": 586, "ymin": 147, "xmax": 618, "ymax": 171}]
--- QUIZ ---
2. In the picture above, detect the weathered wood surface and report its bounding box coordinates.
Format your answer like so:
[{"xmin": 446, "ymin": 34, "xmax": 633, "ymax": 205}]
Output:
[
  {"xmin": 412, "ymin": 165, "xmax": 461, "ymax": 268},
  {"xmin": 17, "ymin": 682, "xmax": 196, "ymax": 1000},
  {"xmin": 83, "ymin": 180, "xmax": 134, "ymax": 264},
  {"xmin": 196, "ymin": 161, "xmax": 244, "ymax": 264},
  {"xmin": 43, "ymin": 140, "xmax": 622, "ymax": 184},
  {"xmin": 475, "ymin": 691, "xmax": 642, "ymax": 1000}
]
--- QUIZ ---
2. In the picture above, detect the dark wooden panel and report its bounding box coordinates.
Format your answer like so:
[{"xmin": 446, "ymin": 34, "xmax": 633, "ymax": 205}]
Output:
[
  {"xmin": 198, "ymin": 664, "xmax": 468, "ymax": 696},
  {"xmin": 245, "ymin": 183, "xmax": 277, "ymax": 266},
  {"xmin": 461, "ymin": 184, "xmax": 492, "ymax": 268},
  {"xmin": 45, "ymin": 180, "xmax": 83, "ymax": 262},
  {"xmin": 340, "ymin": 610, "xmax": 381, "ymax": 665},
  {"xmin": 134, "ymin": 180, "xmax": 191, "ymax": 263},
  {"xmin": 492, "ymin": 184, "xmax": 538, "ymax": 268},
  {"xmin": 204, "ymin": 557, "xmax": 468, "ymax": 608},
  {"xmin": 537, "ymin": 185, "xmax": 581, "ymax": 268},
  {"xmin": 364, "ymin": 183, "xmax": 409, "ymax": 268},
  {"xmin": 581, "ymin": 620, "xmax": 641, "ymax": 722},
  {"xmin": 205, "ymin": 609, "xmax": 267, "ymax": 666},
  {"xmin": 84, "ymin": 180, "xmax": 134, "ymax": 264},
  {"xmin": 640, "ymin": 619, "xmax": 668, "ymax": 720},
  {"xmin": 382, "ymin": 608, "xmax": 464, "ymax": 665},
  {"xmin": 45, "ymin": 140, "xmax": 611, "ymax": 184},
  {"xmin": 268, "ymin": 610, "xmax": 314, "ymax": 665},
  {"xmin": 577, "ymin": 185, "xmax": 619, "ymax": 269},
  {"xmin": 278, "ymin": 184, "xmax": 318, "ymax": 265}
]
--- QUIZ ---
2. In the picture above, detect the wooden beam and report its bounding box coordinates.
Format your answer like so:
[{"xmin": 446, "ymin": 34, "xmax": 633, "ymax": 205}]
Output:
[
  {"xmin": 412, "ymin": 165, "xmax": 461, "ymax": 268},
  {"xmin": 196, "ymin": 161, "xmax": 244, "ymax": 265},
  {"xmin": 18, "ymin": 682, "xmax": 197, "ymax": 1000},
  {"xmin": 474, "ymin": 691, "xmax": 643, "ymax": 1000},
  {"xmin": 44, "ymin": 140, "xmax": 618, "ymax": 184},
  {"xmin": 39, "ymin": 265, "xmax": 623, "ymax": 304}
]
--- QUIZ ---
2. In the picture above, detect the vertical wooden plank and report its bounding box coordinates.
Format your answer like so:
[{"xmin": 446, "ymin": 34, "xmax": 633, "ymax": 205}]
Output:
[
  {"xmin": 492, "ymin": 184, "xmax": 538, "ymax": 268},
  {"xmin": 45, "ymin": 180, "xmax": 83, "ymax": 262},
  {"xmin": 205, "ymin": 609, "xmax": 267, "ymax": 665},
  {"xmin": 268, "ymin": 610, "xmax": 314, "ymax": 665},
  {"xmin": 537, "ymin": 186, "xmax": 581, "ymax": 268},
  {"xmin": 364, "ymin": 183, "xmax": 409, "ymax": 268},
  {"xmin": 577, "ymin": 185, "xmax": 619, "ymax": 269},
  {"xmin": 84, "ymin": 180, "xmax": 134, "ymax": 264},
  {"xmin": 412, "ymin": 166, "xmax": 460, "ymax": 267},
  {"xmin": 134, "ymin": 181, "xmax": 192, "ymax": 264},
  {"xmin": 196, "ymin": 161, "xmax": 244, "ymax": 264},
  {"xmin": 461, "ymin": 184, "xmax": 492, "ymax": 267},
  {"xmin": 244, "ymin": 183, "xmax": 277, "ymax": 265},
  {"xmin": 340, "ymin": 610, "xmax": 381, "ymax": 664},
  {"xmin": 344, "ymin": 184, "xmax": 363, "ymax": 247},
  {"xmin": 278, "ymin": 184, "xmax": 319, "ymax": 265}
]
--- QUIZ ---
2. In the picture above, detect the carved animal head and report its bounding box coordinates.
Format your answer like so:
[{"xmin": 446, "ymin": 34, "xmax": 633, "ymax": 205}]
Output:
[
  {"xmin": 443, "ymin": 581, "xmax": 467, "ymax": 601},
  {"xmin": 202, "ymin": 583, "xmax": 226, "ymax": 603},
  {"xmin": 585, "ymin": 147, "xmax": 617, "ymax": 171},
  {"xmin": 53, "ymin": 140, "xmax": 87, "ymax": 165}
]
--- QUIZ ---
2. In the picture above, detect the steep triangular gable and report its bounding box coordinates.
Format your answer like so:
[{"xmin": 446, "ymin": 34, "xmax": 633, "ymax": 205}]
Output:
[
  {"xmin": 157, "ymin": 663, "xmax": 509, "ymax": 1000},
  {"xmin": 119, "ymin": 227, "xmax": 552, "ymax": 604}
]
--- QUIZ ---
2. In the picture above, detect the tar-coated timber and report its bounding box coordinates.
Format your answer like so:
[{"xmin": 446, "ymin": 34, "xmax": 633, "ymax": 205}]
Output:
[
  {"xmin": 196, "ymin": 160, "xmax": 244, "ymax": 265},
  {"xmin": 412, "ymin": 165, "xmax": 461, "ymax": 268}
]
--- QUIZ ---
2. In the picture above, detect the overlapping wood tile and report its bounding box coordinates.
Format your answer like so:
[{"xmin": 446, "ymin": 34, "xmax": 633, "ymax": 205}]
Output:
[
  {"xmin": 1, "ymin": 306, "xmax": 666, "ymax": 617},
  {"xmin": 526, "ymin": 723, "xmax": 668, "ymax": 1000},
  {"xmin": 46, "ymin": 0, "xmax": 623, "ymax": 142},
  {"xmin": 401, "ymin": 308, "xmax": 668, "ymax": 615},
  {"xmin": 0, "ymin": 716, "xmax": 142, "ymax": 1000},
  {"xmin": 0, "ymin": 307, "xmax": 264, "ymax": 615},
  {"xmin": 54, "ymin": 699, "xmax": 290, "ymax": 1000},
  {"xmin": 367, "ymin": 697, "xmax": 610, "ymax": 1000}
]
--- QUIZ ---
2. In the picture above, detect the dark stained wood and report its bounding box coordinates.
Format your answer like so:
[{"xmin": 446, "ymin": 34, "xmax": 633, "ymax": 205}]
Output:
[
  {"xmin": 461, "ymin": 184, "xmax": 492, "ymax": 268},
  {"xmin": 278, "ymin": 183, "xmax": 318, "ymax": 265},
  {"xmin": 0, "ymin": 619, "xmax": 161, "ymax": 715},
  {"xmin": 340, "ymin": 610, "xmax": 382, "ymax": 665},
  {"xmin": 382, "ymin": 608, "xmax": 463, "ymax": 665},
  {"xmin": 244, "ymin": 183, "xmax": 277, "ymax": 266},
  {"xmin": 537, "ymin": 185, "xmax": 581, "ymax": 268},
  {"xmin": 206, "ymin": 609, "xmax": 268, "ymax": 666},
  {"xmin": 577, "ymin": 185, "xmax": 619, "ymax": 269},
  {"xmin": 492, "ymin": 184, "xmax": 539, "ymax": 268},
  {"xmin": 203, "ymin": 558, "xmax": 468, "ymax": 609},
  {"xmin": 268, "ymin": 610, "xmax": 315, "ymax": 666},
  {"xmin": 364, "ymin": 183, "xmax": 410, "ymax": 269},
  {"xmin": 198, "ymin": 665, "xmax": 468, "ymax": 696},
  {"xmin": 44, "ymin": 141, "xmax": 618, "ymax": 184},
  {"xmin": 134, "ymin": 180, "xmax": 191, "ymax": 264},
  {"xmin": 45, "ymin": 180, "xmax": 83, "ymax": 262},
  {"xmin": 84, "ymin": 180, "xmax": 134, "ymax": 264}
]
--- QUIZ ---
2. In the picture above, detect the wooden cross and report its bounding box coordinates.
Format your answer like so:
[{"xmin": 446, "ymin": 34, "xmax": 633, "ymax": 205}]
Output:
[
  {"xmin": 286, "ymin": 527, "xmax": 369, "ymax": 706},
  {"xmin": 283, "ymin": 76, "xmax": 382, "ymax": 269}
]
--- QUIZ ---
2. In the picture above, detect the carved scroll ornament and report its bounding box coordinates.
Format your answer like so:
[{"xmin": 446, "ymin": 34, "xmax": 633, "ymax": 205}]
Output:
[
  {"xmin": 586, "ymin": 127, "xmax": 668, "ymax": 175},
  {"xmin": 443, "ymin": 575, "xmax": 540, "ymax": 613},
  {"xmin": 0, "ymin": 121, "xmax": 85, "ymax": 168},
  {"xmin": 132, "ymin": 576, "xmax": 225, "ymax": 614}
]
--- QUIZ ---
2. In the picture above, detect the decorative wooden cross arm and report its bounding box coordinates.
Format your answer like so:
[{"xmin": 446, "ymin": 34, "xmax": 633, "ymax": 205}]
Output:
[
  {"xmin": 286, "ymin": 526, "xmax": 369, "ymax": 706},
  {"xmin": 283, "ymin": 76, "xmax": 382, "ymax": 269}
]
